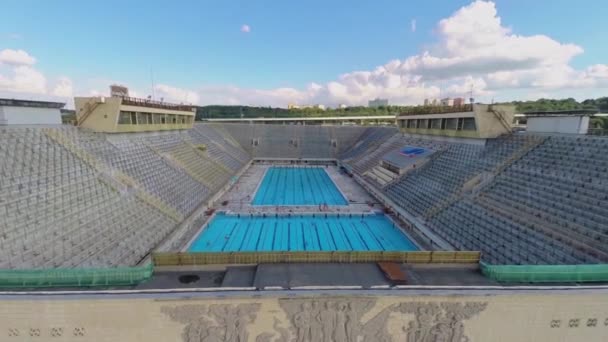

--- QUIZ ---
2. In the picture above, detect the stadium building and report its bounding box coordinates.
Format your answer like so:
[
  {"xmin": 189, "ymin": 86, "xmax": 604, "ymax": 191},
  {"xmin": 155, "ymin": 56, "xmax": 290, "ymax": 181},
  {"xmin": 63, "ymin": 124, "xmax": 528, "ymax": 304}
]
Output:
[{"xmin": 0, "ymin": 93, "xmax": 608, "ymax": 341}]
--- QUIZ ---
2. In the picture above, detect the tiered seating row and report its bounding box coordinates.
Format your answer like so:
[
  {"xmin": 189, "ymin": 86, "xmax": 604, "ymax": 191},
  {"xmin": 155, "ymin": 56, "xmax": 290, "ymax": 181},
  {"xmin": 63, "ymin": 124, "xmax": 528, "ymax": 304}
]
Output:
[{"xmin": 0, "ymin": 128, "xmax": 177, "ymax": 269}]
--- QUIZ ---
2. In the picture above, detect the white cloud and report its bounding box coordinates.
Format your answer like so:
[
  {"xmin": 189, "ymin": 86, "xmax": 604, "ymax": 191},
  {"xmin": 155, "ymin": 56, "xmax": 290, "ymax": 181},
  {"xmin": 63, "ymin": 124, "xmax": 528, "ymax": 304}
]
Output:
[
  {"xmin": 586, "ymin": 64, "xmax": 608, "ymax": 79},
  {"xmin": 52, "ymin": 77, "xmax": 73, "ymax": 97},
  {"xmin": 3, "ymin": 1, "xmax": 608, "ymax": 109},
  {"xmin": 0, "ymin": 49, "xmax": 74, "ymax": 103},
  {"xmin": 183, "ymin": 0, "xmax": 606, "ymax": 107},
  {"xmin": 155, "ymin": 84, "xmax": 200, "ymax": 104},
  {"xmin": 0, "ymin": 49, "xmax": 36, "ymax": 66},
  {"xmin": 445, "ymin": 76, "xmax": 490, "ymax": 97},
  {"xmin": 397, "ymin": 1, "xmax": 583, "ymax": 81},
  {"xmin": 0, "ymin": 65, "xmax": 46, "ymax": 94}
]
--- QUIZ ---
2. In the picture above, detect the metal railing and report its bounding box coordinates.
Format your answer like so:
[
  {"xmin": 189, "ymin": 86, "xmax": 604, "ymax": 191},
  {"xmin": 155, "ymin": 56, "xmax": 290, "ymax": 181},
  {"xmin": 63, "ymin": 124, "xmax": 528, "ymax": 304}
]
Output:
[
  {"xmin": 398, "ymin": 104, "xmax": 474, "ymax": 116},
  {"xmin": 0, "ymin": 264, "xmax": 153, "ymax": 288},
  {"xmin": 481, "ymin": 262, "xmax": 608, "ymax": 283},
  {"xmin": 152, "ymin": 251, "xmax": 481, "ymax": 266},
  {"xmin": 120, "ymin": 96, "xmax": 194, "ymax": 112}
]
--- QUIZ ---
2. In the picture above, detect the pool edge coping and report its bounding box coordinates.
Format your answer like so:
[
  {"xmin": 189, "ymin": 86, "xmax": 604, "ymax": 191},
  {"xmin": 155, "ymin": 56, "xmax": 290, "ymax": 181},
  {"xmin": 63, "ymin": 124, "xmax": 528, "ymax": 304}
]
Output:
[
  {"xmin": 250, "ymin": 165, "xmax": 269, "ymax": 205},
  {"xmin": 323, "ymin": 165, "xmax": 350, "ymax": 206},
  {"xmin": 182, "ymin": 211, "xmax": 219, "ymax": 252}
]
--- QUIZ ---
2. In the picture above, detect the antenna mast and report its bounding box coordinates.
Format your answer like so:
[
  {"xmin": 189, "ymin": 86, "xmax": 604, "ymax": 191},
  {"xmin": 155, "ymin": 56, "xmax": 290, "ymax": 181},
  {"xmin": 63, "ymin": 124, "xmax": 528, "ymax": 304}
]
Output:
[
  {"xmin": 469, "ymin": 84, "xmax": 474, "ymax": 105},
  {"xmin": 150, "ymin": 68, "xmax": 156, "ymax": 101}
]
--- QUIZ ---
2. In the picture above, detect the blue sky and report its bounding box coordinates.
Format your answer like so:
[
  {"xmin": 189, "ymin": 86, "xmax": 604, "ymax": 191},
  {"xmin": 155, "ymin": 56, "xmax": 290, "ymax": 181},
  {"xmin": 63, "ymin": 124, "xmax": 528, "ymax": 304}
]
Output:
[{"xmin": 0, "ymin": 0, "xmax": 607, "ymax": 107}]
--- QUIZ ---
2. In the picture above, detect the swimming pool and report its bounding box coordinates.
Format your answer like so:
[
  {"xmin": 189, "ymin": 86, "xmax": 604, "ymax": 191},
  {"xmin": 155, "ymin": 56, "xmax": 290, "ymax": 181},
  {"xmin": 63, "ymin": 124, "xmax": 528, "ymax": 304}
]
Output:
[
  {"xmin": 188, "ymin": 213, "xmax": 418, "ymax": 252},
  {"xmin": 252, "ymin": 167, "xmax": 347, "ymax": 206}
]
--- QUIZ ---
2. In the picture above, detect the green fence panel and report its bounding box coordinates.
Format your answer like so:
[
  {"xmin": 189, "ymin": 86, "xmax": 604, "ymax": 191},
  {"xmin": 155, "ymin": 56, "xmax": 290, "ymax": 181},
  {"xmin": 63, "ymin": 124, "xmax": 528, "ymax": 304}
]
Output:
[
  {"xmin": 481, "ymin": 263, "xmax": 608, "ymax": 283},
  {"xmin": 0, "ymin": 263, "xmax": 153, "ymax": 288}
]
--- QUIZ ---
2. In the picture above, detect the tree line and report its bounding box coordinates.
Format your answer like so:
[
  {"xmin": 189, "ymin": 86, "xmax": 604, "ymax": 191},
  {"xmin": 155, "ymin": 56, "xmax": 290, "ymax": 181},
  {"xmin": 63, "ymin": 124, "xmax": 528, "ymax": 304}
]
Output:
[{"xmin": 196, "ymin": 97, "xmax": 608, "ymax": 121}]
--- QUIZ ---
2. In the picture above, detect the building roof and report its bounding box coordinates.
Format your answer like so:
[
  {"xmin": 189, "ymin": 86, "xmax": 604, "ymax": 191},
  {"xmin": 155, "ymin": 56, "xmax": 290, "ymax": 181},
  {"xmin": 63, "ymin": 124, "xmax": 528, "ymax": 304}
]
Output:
[
  {"xmin": 203, "ymin": 115, "xmax": 396, "ymax": 122},
  {"xmin": 0, "ymin": 98, "xmax": 65, "ymax": 109}
]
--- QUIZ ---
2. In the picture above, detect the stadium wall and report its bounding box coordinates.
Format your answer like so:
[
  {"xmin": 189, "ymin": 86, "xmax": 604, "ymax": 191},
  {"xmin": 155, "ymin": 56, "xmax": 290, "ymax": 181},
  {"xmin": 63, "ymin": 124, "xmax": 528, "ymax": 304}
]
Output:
[
  {"xmin": 527, "ymin": 115, "xmax": 590, "ymax": 134},
  {"xmin": 1, "ymin": 290, "xmax": 607, "ymax": 341},
  {"xmin": 0, "ymin": 106, "xmax": 62, "ymax": 125}
]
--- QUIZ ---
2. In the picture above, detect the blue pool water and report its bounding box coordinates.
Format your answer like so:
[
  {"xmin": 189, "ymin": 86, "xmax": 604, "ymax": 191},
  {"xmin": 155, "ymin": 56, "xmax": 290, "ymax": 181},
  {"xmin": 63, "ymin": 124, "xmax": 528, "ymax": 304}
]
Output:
[
  {"xmin": 252, "ymin": 167, "xmax": 347, "ymax": 206},
  {"xmin": 400, "ymin": 146, "xmax": 427, "ymax": 156},
  {"xmin": 188, "ymin": 213, "xmax": 418, "ymax": 252}
]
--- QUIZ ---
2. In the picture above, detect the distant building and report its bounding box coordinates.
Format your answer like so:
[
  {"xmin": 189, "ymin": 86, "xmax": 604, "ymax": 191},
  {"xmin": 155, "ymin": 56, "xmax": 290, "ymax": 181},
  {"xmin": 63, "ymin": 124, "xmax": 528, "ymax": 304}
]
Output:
[
  {"xmin": 288, "ymin": 103, "xmax": 326, "ymax": 110},
  {"xmin": 453, "ymin": 97, "xmax": 466, "ymax": 106},
  {"xmin": 338, "ymin": 104, "xmax": 348, "ymax": 109},
  {"xmin": 0, "ymin": 98, "xmax": 64, "ymax": 125},
  {"xmin": 368, "ymin": 98, "xmax": 389, "ymax": 108},
  {"xmin": 424, "ymin": 98, "xmax": 439, "ymax": 106},
  {"xmin": 440, "ymin": 98, "xmax": 454, "ymax": 106}
]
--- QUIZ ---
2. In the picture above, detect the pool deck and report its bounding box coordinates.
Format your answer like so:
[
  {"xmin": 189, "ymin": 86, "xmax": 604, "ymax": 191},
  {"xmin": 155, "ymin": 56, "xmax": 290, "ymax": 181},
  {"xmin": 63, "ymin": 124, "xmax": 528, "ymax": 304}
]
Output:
[
  {"xmin": 215, "ymin": 164, "xmax": 379, "ymax": 214},
  {"xmin": 139, "ymin": 263, "xmax": 498, "ymax": 290}
]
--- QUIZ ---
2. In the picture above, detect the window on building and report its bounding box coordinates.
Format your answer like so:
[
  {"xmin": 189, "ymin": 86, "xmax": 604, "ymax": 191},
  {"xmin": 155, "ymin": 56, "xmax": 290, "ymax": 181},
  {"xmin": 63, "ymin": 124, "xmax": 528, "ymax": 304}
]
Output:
[
  {"xmin": 145, "ymin": 113, "xmax": 152, "ymax": 124},
  {"xmin": 137, "ymin": 112, "xmax": 146, "ymax": 125},
  {"xmin": 161, "ymin": 115, "xmax": 166, "ymax": 124},
  {"xmin": 419, "ymin": 119, "xmax": 429, "ymax": 129},
  {"xmin": 118, "ymin": 111, "xmax": 131, "ymax": 124},
  {"xmin": 130, "ymin": 112, "xmax": 137, "ymax": 125},
  {"xmin": 430, "ymin": 118, "xmax": 442, "ymax": 130},
  {"xmin": 172, "ymin": 115, "xmax": 177, "ymax": 124},
  {"xmin": 463, "ymin": 118, "xmax": 477, "ymax": 131},
  {"xmin": 446, "ymin": 118, "xmax": 458, "ymax": 130},
  {"xmin": 153, "ymin": 114, "xmax": 162, "ymax": 124}
]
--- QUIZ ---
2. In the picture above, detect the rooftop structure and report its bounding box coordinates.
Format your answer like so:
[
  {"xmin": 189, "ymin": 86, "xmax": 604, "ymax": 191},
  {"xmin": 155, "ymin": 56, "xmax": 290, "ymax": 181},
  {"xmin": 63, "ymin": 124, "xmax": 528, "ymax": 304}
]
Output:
[
  {"xmin": 74, "ymin": 95, "xmax": 195, "ymax": 133},
  {"xmin": 397, "ymin": 103, "xmax": 515, "ymax": 139},
  {"xmin": 109, "ymin": 84, "xmax": 129, "ymax": 98}
]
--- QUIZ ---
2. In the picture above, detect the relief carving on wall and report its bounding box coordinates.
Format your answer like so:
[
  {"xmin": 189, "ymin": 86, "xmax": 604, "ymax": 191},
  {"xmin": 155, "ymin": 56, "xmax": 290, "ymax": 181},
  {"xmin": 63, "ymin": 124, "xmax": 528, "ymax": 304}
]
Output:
[
  {"xmin": 277, "ymin": 298, "xmax": 487, "ymax": 342},
  {"xmin": 162, "ymin": 299, "xmax": 487, "ymax": 342},
  {"xmin": 161, "ymin": 303, "xmax": 261, "ymax": 342},
  {"xmin": 396, "ymin": 301, "xmax": 488, "ymax": 342},
  {"xmin": 278, "ymin": 298, "xmax": 388, "ymax": 342}
]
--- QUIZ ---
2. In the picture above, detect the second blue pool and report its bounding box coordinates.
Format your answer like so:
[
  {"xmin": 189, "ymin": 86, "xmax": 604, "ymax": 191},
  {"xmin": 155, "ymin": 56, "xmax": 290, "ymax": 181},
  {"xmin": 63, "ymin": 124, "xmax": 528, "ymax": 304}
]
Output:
[{"xmin": 252, "ymin": 167, "xmax": 347, "ymax": 206}]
